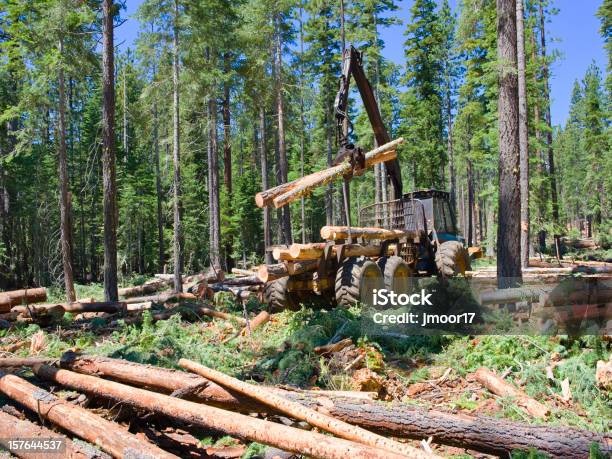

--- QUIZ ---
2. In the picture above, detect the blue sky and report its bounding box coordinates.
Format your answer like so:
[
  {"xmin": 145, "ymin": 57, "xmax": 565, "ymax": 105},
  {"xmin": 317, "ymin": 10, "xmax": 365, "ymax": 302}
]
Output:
[{"xmin": 116, "ymin": 0, "xmax": 607, "ymax": 126}]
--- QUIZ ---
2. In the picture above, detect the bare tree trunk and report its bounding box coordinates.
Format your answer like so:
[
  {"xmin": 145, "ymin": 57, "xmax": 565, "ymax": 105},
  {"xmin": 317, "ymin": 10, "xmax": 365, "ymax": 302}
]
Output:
[
  {"xmin": 207, "ymin": 49, "xmax": 221, "ymax": 269},
  {"xmin": 447, "ymin": 90, "xmax": 457, "ymax": 210},
  {"xmin": 539, "ymin": 0, "xmax": 558, "ymax": 224},
  {"xmin": 275, "ymin": 15, "xmax": 292, "ymax": 245},
  {"xmin": 57, "ymin": 38, "xmax": 76, "ymax": 303},
  {"xmin": 299, "ymin": 8, "xmax": 306, "ymax": 244},
  {"xmin": 153, "ymin": 99, "xmax": 164, "ymax": 272},
  {"xmin": 102, "ymin": 0, "xmax": 118, "ymax": 302},
  {"xmin": 497, "ymin": 0, "xmax": 522, "ymax": 288},
  {"xmin": 325, "ymin": 111, "xmax": 333, "ymax": 225},
  {"xmin": 122, "ymin": 52, "xmax": 128, "ymax": 159},
  {"xmin": 259, "ymin": 107, "xmax": 273, "ymax": 264},
  {"xmin": 530, "ymin": 29, "xmax": 545, "ymax": 226},
  {"xmin": 467, "ymin": 159, "xmax": 474, "ymax": 247},
  {"xmin": 517, "ymin": 0, "xmax": 529, "ymax": 268},
  {"xmin": 223, "ymin": 53, "xmax": 233, "ymax": 269},
  {"xmin": 172, "ymin": 0, "xmax": 183, "ymax": 292}
]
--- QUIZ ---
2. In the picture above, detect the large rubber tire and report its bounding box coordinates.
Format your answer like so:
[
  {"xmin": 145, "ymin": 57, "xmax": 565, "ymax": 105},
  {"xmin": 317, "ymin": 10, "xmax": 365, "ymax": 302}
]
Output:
[
  {"xmin": 435, "ymin": 241, "xmax": 471, "ymax": 277},
  {"xmin": 263, "ymin": 277, "xmax": 300, "ymax": 312},
  {"xmin": 335, "ymin": 257, "xmax": 384, "ymax": 307},
  {"xmin": 377, "ymin": 256, "xmax": 414, "ymax": 294}
]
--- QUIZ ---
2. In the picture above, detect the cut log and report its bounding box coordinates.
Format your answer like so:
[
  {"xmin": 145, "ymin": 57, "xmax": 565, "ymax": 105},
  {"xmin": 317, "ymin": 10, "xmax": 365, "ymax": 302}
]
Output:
[
  {"xmin": 126, "ymin": 301, "xmax": 153, "ymax": 312},
  {"xmin": 0, "ymin": 358, "xmax": 56, "ymax": 367},
  {"xmin": 11, "ymin": 303, "xmax": 65, "ymax": 321},
  {"xmin": 118, "ymin": 279, "xmax": 170, "ymax": 298},
  {"xmin": 179, "ymin": 359, "xmax": 432, "ymax": 458},
  {"xmin": 479, "ymin": 287, "xmax": 545, "ymax": 305},
  {"xmin": 231, "ymin": 268, "xmax": 256, "ymax": 277},
  {"xmin": 54, "ymin": 355, "xmax": 611, "ymax": 458},
  {"xmin": 216, "ymin": 276, "xmax": 262, "ymax": 287},
  {"xmin": 64, "ymin": 302, "xmax": 126, "ymax": 314},
  {"xmin": 197, "ymin": 306, "xmax": 247, "ymax": 325},
  {"xmin": 0, "ymin": 288, "xmax": 47, "ymax": 312},
  {"xmin": 321, "ymin": 226, "xmax": 409, "ymax": 241},
  {"xmin": 33, "ymin": 365, "xmax": 408, "ymax": 459},
  {"xmin": 255, "ymin": 181, "xmax": 301, "ymax": 208},
  {"xmin": 0, "ymin": 370, "xmax": 177, "ymax": 459},
  {"xmin": 290, "ymin": 243, "xmax": 385, "ymax": 260},
  {"xmin": 272, "ymin": 247, "xmax": 293, "ymax": 261},
  {"xmin": 0, "ymin": 409, "xmax": 109, "ymax": 459},
  {"xmin": 474, "ymin": 367, "xmax": 549, "ymax": 418},
  {"xmin": 314, "ymin": 338, "xmax": 353, "ymax": 355},
  {"xmin": 124, "ymin": 292, "xmax": 196, "ymax": 304},
  {"xmin": 542, "ymin": 289, "xmax": 612, "ymax": 307},
  {"xmin": 241, "ymin": 311, "xmax": 271, "ymax": 336},
  {"xmin": 258, "ymin": 263, "xmax": 288, "ymax": 282},
  {"xmin": 271, "ymin": 139, "xmax": 404, "ymax": 209},
  {"xmin": 257, "ymin": 260, "xmax": 318, "ymax": 283}
]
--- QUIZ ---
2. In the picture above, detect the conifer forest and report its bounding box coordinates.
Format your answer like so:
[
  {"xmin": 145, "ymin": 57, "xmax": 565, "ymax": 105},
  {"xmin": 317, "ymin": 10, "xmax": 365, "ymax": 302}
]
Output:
[{"xmin": 0, "ymin": 0, "xmax": 610, "ymax": 458}]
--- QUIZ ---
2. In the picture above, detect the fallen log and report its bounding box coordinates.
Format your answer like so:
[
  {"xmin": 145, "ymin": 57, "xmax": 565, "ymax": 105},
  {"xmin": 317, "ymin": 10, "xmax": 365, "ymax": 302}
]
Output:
[
  {"xmin": 0, "ymin": 409, "xmax": 109, "ymax": 459},
  {"xmin": 198, "ymin": 306, "xmax": 247, "ymax": 325},
  {"xmin": 124, "ymin": 291, "xmax": 196, "ymax": 304},
  {"xmin": 474, "ymin": 367, "xmax": 549, "ymax": 418},
  {"xmin": 64, "ymin": 302, "xmax": 126, "ymax": 314},
  {"xmin": 241, "ymin": 311, "xmax": 271, "ymax": 336},
  {"xmin": 321, "ymin": 225, "xmax": 410, "ymax": 241},
  {"xmin": 0, "ymin": 358, "xmax": 56, "ymax": 367},
  {"xmin": 126, "ymin": 301, "xmax": 153, "ymax": 312},
  {"xmin": 479, "ymin": 287, "xmax": 546, "ymax": 305},
  {"xmin": 118, "ymin": 279, "xmax": 170, "ymax": 298},
  {"xmin": 231, "ymin": 268, "xmax": 256, "ymax": 277},
  {"xmin": 11, "ymin": 303, "xmax": 65, "ymax": 321},
  {"xmin": 0, "ymin": 288, "xmax": 47, "ymax": 312},
  {"xmin": 271, "ymin": 139, "xmax": 404, "ymax": 209},
  {"xmin": 0, "ymin": 370, "xmax": 177, "ymax": 459},
  {"xmin": 156, "ymin": 268, "xmax": 225, "ymax": 284},
  {"xmin": 543, "ymin": 288, "xmax": 612, "ymax": 307},
  {"xmin": 272, "ymin": 247, "xmax": 293, "ymax": 261},
  {"xmin": 314, "ymin": 338, "xmax": 353, "ymax": 355},
  {"xmin": 216, "ymin": 276, "xmax": 262, "ymax": 287},
  {"xmin": 54, "ymin": 355, "xmax": 611, "ymax": 458},
  {"xmin": 289, "ymin": 243, "xmax": 385, "ymax": 260},
  {"xmin": 33, "ymin": 365, "xmax": 409, "ymax": 459},
  {"xmin": 179, "ymin": 359, "xmax": 432, "ymax": 458}
]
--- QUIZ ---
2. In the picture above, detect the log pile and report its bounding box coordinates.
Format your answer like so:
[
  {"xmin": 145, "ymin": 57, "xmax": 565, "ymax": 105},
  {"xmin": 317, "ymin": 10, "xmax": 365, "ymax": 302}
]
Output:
[{"xmin": 0, "ymin": 354, "xmax": 608, "ymax": 459}]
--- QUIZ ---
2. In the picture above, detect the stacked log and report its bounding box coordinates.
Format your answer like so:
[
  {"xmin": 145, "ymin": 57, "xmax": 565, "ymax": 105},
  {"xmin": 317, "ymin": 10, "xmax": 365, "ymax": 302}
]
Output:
[
  {"xmin": 256, "ymin": 138, "xmax": 404, "ymax": 210},
  {"xmin": 0, "ymin": 288, "xmax": 47, "ymax": 312}
]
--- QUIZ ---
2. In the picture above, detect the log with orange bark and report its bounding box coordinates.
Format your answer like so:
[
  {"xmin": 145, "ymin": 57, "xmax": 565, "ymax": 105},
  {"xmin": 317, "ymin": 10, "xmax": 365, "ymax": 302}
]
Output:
[
  {"xmin": 255, "ymin": 138, "xmax": 404, "ymax": 209},
  {"xmin": 32, "ymin": 364, "xmax": 410, "ymax": 459},
  {"xmin": 321, "ymin": 226, "xmax": 409, "ymax": 241},
  {"xmin": 474, "ymin": 367, "xmax": 549, "ymax": 418},
  {"xmin": 0, "ymin": 369, "xmax": 177, "ymax": 459},
  {"xmin": 0, "ymin": 288, "xmax": 47, "ymax": 312}
]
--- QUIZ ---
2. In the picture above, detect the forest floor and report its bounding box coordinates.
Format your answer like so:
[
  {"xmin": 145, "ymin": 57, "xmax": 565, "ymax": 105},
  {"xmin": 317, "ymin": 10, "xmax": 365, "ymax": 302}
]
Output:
[{"xmin": 1, "ymin": 265, "xmax": 610, "ymax": 458}]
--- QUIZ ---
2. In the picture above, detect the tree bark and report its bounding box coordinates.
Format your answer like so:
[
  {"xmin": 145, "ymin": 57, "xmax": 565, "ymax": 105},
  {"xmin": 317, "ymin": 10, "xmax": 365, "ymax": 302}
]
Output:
[
  {"xmin": 275, "ymin": 14, "xmax": 292, "ymax": 245},
  {"xmin": 0, "ymin": 370, "xmax": 177, "ymax": 459},
  {"xmin": 0, "ymin": 288, "xmax": 47, "ymax": 312},
  {"xmin": 207, "ymin": 49, "xmax": 221, "ymax": 269},
  {"xmin": 321, "ymin": 225, "xmax": 408, "ymax": 241},
  {"xmin": 517, "ymin": 0, "xmax": 530, "ymax": 268},
  {"xmin": 0, "ymin": 410, "xmax": 105, "ymax": 459},
  {"xmin": 222, "ymin": 53, "xmax": 234, "ymax": 270},
  {"xmin": 467, "ymin": 159, "xmax": 474, "ymax": 247},
  {"xmin": 530, "ymin": 28, "xmax": 546, "ymax": 225},
  {"xmin": 538, "ymin": 0, "xmax": 559, "ymax": 223},
  {"xmin": 153, "ymin": 96, "xmax": 165, "ymax": 273},
  {"xmin": 496, "ymin": 0, "xmax": 522, "ymax": 289},
  {"xmin": 474, "ymin": 367, "xmax": 549, "ymax": 418},
  {"xmin": 33, "ymin": 365, "xmax": 406, "ymax": 459},
  {"xmin": 54, "ymin": 356, "xmax": 611, "ymax": 459},
  {"xmin": 259, "ymin": 107, "xmax": 273, "ymax": 263},
  {"xmin": 172, "ymin": 0, "xmax": 183, "ymax": 293},
  {"xmin": 102, "ymin": 0, "xmax": 118, "ymax": 302},
  {"xmin": 179, "ymin": 359, "xmax": 431, "ymax": 458},
  {"xmin": 268, "ymin": 140, "xmax": 401, "ymax": 209},
  {"xmin": 57, "ymin": 37, "xmax": 76, "ymax": 303}
]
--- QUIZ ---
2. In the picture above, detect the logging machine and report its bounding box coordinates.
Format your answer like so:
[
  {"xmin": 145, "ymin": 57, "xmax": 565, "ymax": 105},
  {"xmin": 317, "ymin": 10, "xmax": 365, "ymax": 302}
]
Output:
[{"xmin": 260, "ymin": 46, "xmax": 471, "ymax": 311}]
